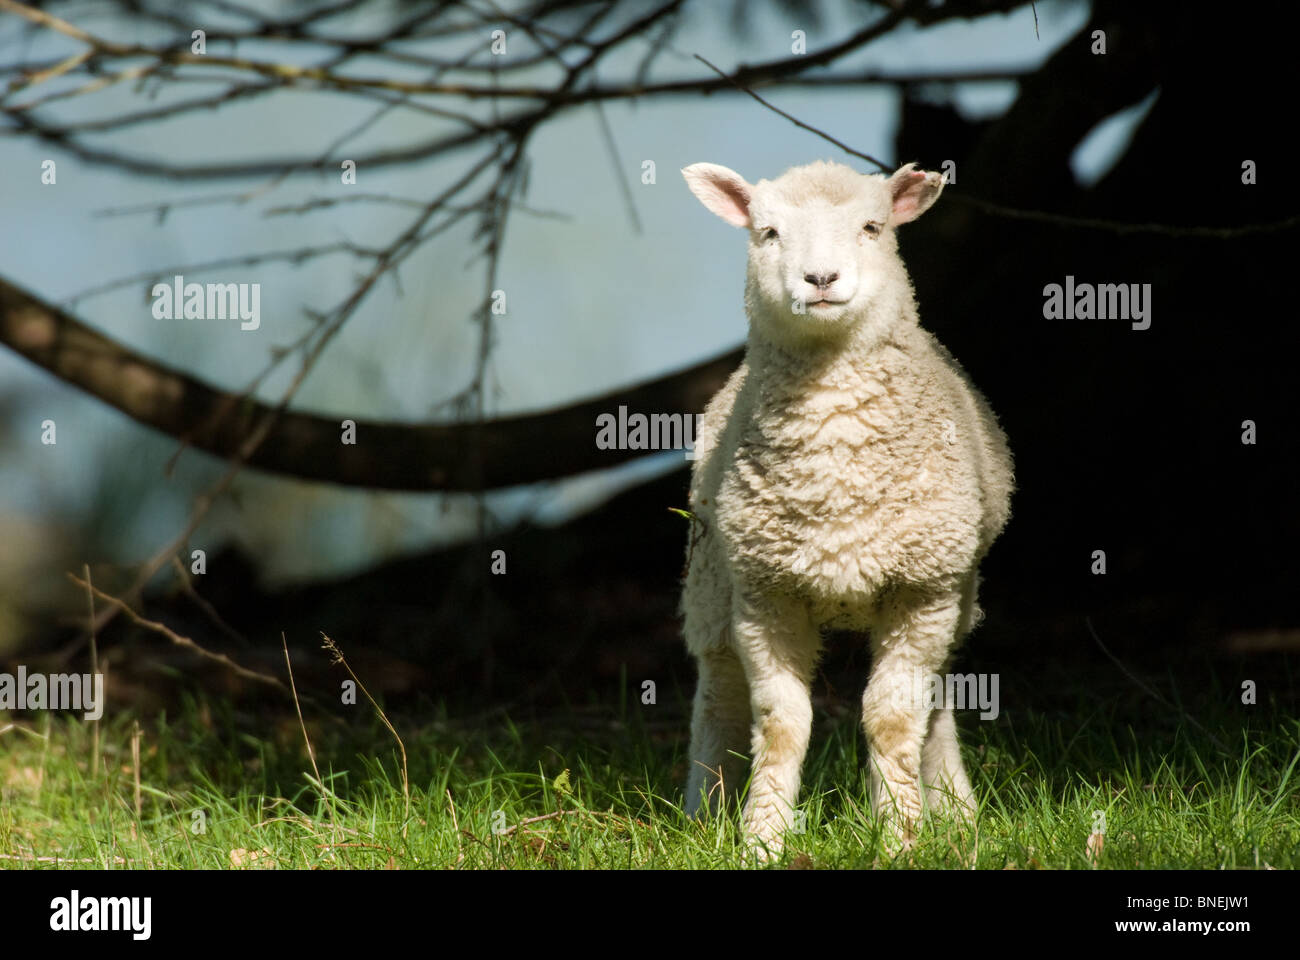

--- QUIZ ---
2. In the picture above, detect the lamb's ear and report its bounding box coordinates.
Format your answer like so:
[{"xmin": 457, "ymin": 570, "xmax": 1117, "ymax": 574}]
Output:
[
  {"xmin": 888, "ymin": 162, "xmax": 944, "ymax": 225},
  {"xmin": 682, "ymin": 163, "xmax": 753, "ymax": 228}
]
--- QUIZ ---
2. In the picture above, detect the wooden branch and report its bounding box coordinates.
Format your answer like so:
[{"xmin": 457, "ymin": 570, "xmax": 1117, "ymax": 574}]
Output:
[
  {"xmin": 67, "ymin": 572, "xmax": 291, "ymax": 695},
  {"xmin": 0, "ymin": 275, "xmax": 740, "ymax": 491}
]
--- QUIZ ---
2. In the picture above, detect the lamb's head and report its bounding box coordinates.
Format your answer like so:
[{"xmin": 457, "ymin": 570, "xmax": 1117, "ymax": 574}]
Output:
[{"xmin": 682, "ymin": 159, "xmax": 943, "ymax": 346}]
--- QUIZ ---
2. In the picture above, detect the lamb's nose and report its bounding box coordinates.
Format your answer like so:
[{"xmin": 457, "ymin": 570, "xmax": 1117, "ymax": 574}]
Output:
[{"xmin": 804, "ymin": 272, "xmax": 839, "ymax": 288}]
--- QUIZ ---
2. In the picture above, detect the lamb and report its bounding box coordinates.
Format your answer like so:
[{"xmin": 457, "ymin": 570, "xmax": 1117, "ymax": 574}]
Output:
[{"xmin": 678, "ymin": 158, "xmax": 1013, "ymax": 857}]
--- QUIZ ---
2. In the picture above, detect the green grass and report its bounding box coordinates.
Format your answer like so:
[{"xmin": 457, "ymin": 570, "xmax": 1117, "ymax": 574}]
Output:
[{"xmin": 2, "ymin": 690, "xmax": 1298, "ymax": 869}]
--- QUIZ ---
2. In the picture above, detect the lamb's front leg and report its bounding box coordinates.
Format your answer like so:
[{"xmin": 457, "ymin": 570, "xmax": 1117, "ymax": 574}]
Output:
[
  {"xmin": 921, "ymin": 573, "xmax": 981, "ymax": 821},
  {"xmin": 683, "ymin": 531, "xmax": 752, "ymax": 817},
  {"xmin": 732, "ymin": 591, "xmax": 818, "ymax": 859},
  {"xmin": 863, "ymin": 587, "xmax": 964, "ymax": 848}
]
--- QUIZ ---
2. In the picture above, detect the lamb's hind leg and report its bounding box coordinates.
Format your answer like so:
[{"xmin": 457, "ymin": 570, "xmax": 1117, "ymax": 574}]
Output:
[
  {"xmin": 685, "ymin": 647, "xmax": 751, "ymax": 818},
  {"xmin": 863, "ymin": 586, "xmax": 964, "ymax": 848},
  {"xmin": 921, "ymin": 703, "xmax": 975, "ymax": 821}
]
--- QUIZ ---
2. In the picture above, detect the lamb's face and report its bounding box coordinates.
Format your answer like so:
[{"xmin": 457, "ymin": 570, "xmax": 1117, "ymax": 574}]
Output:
[
  {"xmin": 683, "ymin": 159, "xmax": 944, "ymax": 343},
  {"xmin": 746, "ymin": 174, "xmax": 893, "ymax": 331}
]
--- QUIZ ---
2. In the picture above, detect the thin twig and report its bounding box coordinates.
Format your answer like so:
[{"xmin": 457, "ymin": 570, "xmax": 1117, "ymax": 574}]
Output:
[
  {"xmin": 130, "ymin": 719, "xmax": 142, "ymax": 818},
  {"xmin": 0, "ymin": 722, "xmax": 48, "ymax": 740},
  {"xmin": 693, "ymin": 53, "xmax": 890, "ymax": 171},
  {"xmin": 955, "ymin": 196, "xmax": 1300, "ymax": 238},
  {"xmin": 66, "ymin": 572, "xmax": 291, "ymax": 695},
  {"xmin": 170, "ymin": 556, "xmax": 248, "ymax": 646},
  {"xmin": 283, "ymin": 632, "xmax": 340, "ymax": 852},
  {"xmin": 496, "ymin": 808, "xmax": 629, "ymax": 837},
  {"xmin": 1085, "ymin": 617, "xmax": 1229, "ymax": 751},
  {"xmin": 447, "ymin": 788, "xmax": 465, "ymax": 868},
  {"xmin": 0, "ymin": 852, "xmax": 129, "ymax": 864},
  {"xmin": 82, "ymin": 562, "xmax": 100, "ymax": 776},
  {"xmin": 320, "ymin": 633, "xmax": 410, "ymax": 835},
  {"xmin": 694, "ymin": 52, "xmax": 1300, "ymax": 238},
  {"xmin": 81, "ymin": 142, "xmax": 506, "ymax": 644},
  {"xmin": 459, "ymin": 827, "xmax": 493, "ymax": 852},
  {"xmin": 593, "ymin": 97, "xmax": 641, "ymax": 233}
]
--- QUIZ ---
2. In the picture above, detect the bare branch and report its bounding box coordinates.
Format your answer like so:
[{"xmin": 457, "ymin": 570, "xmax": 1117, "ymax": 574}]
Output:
[
  {"xmin": 694, "ymin": 53, "xmax": 890, "ymax": 172},
  {"xmin": 0, "ymin": 273, "xmax": 740, "ymax": 490},
  {"xmin": 66, "ymin": 572, "xmax": 291, "ymax": 695},
  {"xmin": 698, "ymin": 49, "xmax": 1300, "ymax": 238}
]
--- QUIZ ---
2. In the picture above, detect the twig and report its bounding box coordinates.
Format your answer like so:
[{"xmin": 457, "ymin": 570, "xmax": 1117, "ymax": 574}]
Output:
[
  {"xmin": 130, "ymin": 719, "xmax": 142, "ymax": 818},
  {"xmin": 36, "ymin": 712, "xmax": 50, "ymax": 800},
  {"xmin": 593, "ymin": 97, "xmax": 642, "ymax": 233},
  {"xmin": 496, "ymin": 808, "xmax": 629, "ymax": 837},
  {"xmin": 283, "ymin": 632, "xmax": 339, "ymax": 852},
  {"xmin": 459, "ymin": 827, "xmax": 493, "ymax": 852},
  {"xmin": 0, "ymin": 852, "xmax": 129, "ymax": 864},
  {"xmin": 170, "ymin": 556, "xmax": 248, "ymax": 646},
  {"xmin": 694, "ymin": 53, "xmax": 890, "ymax": 172},
  {"xmin": 694, "ymin": 52, "xmax": 1300, "ymax": 239},
  {"xmin": 83, "ymin": 142, "xmax": 506, "ymax": 643},
  {"xmin": 954, "ymin": 196, "xmax": 1300, "ymax": 238},
  {"xmin": 320, "ymin": 633, "xmax": 410, "ymax": 835},
  {"xmin": 0, "ymin": 0, "xmax": 107, "ymax": 50},
  {"xmin": 82, "ymin": 562, "xmax": 100, "ymax": 776},
  {"xmin": 63, "ymin": 242, "xmax": 384, "ymax": 305},
  {"xmin": 1085, "ymin": 617, "xmax": 1229, "ymax": 752},
  {"xmin": 0, "ymin": 722, "xmax": 48, "ymax": 740},
  {"xmin": 66, "ymin": 572, "xmax": 291, "ymax": 695},
  {"xmin": 447, "ymin": 788, "xmax": 465, "ymax": 868}
]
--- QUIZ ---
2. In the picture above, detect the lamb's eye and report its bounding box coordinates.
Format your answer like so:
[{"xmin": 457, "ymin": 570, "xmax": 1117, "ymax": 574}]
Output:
[
  {"xmin": 762, "ymin": 227, "xmax": 779, "ymax": 241},
  {"xmin": 863, "ymin": 222, "xmax": 881, "ymax": 236}
]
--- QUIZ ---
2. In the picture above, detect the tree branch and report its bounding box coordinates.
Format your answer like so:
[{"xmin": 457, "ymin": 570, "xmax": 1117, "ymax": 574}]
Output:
[{"xmin": 0, "ymin": 274, "xmax": 739, "ymax": 490}]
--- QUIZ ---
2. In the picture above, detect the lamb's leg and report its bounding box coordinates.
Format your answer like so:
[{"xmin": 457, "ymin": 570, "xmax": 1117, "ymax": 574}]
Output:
[
  {"xmin": 732, "ymin": 591, "xmax": 818, "ymax": 859},
  {"xmin": 685, "ymin": 647, "xmax": 751, "ymax": 817},
  {"xmin": 683, "ymin": 532, "xmax": 750, "ymax": 818},
  {"xmin": 921, "ymin": 704, "xmax": 975, "ymax": 821},
  {"xmin": 921, "ymin": 575, "xmax": 980, "ymax": 821},
  {"xmin": 863, "ymin": 587, "xmax": 964, "ymax": 848}
]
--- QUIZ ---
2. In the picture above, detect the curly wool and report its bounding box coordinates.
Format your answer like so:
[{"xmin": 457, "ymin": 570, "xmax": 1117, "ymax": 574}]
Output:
[{"xmin": 679, "ymin": 158, "xmax": 1013, "ymax": 856}]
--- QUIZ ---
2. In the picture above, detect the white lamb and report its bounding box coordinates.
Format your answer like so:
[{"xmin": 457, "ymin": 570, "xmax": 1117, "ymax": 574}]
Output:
[{"xmin": 679, "ymin": 158, "xmax": 1013, "ymax": 856}]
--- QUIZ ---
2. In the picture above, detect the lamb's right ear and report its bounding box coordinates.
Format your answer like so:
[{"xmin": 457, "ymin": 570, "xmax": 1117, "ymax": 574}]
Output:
[{"xmin": 682, "ymin": 163, "xmax": 752, "ymax": 228}]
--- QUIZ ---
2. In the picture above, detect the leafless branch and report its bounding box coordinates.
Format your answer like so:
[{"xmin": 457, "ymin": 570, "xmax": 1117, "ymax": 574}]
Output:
[{"xmin": 67, "ymin": 571, "xmax": 292, "ymax": 695}]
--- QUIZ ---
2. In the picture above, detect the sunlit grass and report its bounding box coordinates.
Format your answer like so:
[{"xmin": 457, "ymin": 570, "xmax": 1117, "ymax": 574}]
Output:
[{"xmin": 2, "ymin": 690, "xmax": 1297, "ymax": 869}]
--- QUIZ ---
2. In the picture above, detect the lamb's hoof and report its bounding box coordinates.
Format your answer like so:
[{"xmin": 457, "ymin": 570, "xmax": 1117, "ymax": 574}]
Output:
[
  {"xmin": 878, "ymin": 822, "xmax": 917, "ymax": 855},
  {"xmin": 926, "ymin": 791, "xmax": 977, "ymax": 826},
  {"xmin": 744, "ymin": 830, "xmax": 785, "ymax": 864},
  {"xmin": 684, "ymin": 786, "xmax": 713, "ymax": 821},
  {"xmin": 742, "ymin": 805, "xmax": 791, "ymax": 863},
  {"xmin": 685, "ymin": 771, "xmax": 728, "ymax": 821},
  {"xmin": 874, "ymin": 798, "xmax": 922, "ymax": 854}
]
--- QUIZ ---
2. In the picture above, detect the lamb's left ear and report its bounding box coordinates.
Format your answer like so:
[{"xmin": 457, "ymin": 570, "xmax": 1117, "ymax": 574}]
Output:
[
  {"xmin": 888, "ymin": 162, "xmax": 944, "ymax": 225},
  {"xmin": 682, "ymin": 162, "xmax": 753, "ymax": 228}
]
